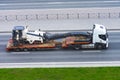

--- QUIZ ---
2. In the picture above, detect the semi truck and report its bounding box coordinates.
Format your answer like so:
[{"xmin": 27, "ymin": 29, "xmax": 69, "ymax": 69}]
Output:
[{"xmin": 6, "ymin": 24, "xmax": 108, "ymax": 51}]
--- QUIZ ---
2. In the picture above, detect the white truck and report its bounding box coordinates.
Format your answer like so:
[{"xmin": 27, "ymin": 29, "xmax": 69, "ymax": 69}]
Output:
[{"xmin": 6, "ymin": 24, "xmax": 108, "ymax": 51}]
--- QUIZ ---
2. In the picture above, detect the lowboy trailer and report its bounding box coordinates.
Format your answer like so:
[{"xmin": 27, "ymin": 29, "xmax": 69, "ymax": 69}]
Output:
[{"xmin": 6, "ymin": 24, "xmax": 108, "ymax": 51}]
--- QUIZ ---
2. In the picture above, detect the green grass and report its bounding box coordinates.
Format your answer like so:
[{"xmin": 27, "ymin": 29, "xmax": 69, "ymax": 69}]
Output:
[{"xmin": 0, "ymin": 67, "xmax": 120, "ymax": 80}]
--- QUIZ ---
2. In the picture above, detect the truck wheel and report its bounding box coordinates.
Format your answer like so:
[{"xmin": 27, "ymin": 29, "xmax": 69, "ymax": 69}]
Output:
[
  {"xmin": 103, "ymin": 44, "xmax": 107, "ymax": 49},
  {"xmin": 96, "ymin": 44, "xmax": 103, "ymax": 49}
]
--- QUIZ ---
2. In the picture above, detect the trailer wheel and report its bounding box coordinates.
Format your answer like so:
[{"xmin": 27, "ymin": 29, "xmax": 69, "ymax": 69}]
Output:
[
  {"xmin": 23, "ymin": 48, "xmax": 28, "ymax": 52},
  {"xmin": 31, "ymin": 48, "xmax": 36, "ymax": 51},
  {"xmin": 74, "ymin": 47, "xmax": 80, "ymax": 50},
  {"xmin": 15, "ymin": 48, "xmax": 20, "ymax": 52},
  {"xmin": 74, "ymin": 45, "xmax": 81, "ymax": 50}
]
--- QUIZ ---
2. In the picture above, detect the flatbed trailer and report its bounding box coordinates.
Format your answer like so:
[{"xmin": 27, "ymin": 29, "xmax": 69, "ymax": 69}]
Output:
[{"xmin": 6, "ymin": 39, "xmax": 56, "ymax": 51}]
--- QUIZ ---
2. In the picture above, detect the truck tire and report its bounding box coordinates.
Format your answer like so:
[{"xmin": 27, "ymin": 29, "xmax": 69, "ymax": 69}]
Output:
[
  {"xmin": 95, "ymin": 43, "xmax": 103, "ymax": 49},
  {"xmin": 103, "ymin": 44, "xmax": 107, "ymax": 49}
]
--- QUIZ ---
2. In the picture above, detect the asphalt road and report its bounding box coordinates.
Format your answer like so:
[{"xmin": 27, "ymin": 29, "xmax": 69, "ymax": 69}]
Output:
[
  {"xmin": 0, "ymin": 0, "xmax": 120, "ymax": 10},
  {"xmin": 0, "ymin": 31, "xmax": 120, "ymax": 63}
]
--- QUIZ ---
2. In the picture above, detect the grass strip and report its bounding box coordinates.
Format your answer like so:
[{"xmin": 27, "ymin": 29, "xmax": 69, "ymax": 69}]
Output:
[{"xmin": 0, "ymin": 67, "xmax": 120, "ymax": 80}]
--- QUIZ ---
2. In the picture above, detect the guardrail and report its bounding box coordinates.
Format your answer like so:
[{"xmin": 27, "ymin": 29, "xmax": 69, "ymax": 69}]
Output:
[
  {"xmin": 0, "ymin": 12, "xmax": 120, "ymax": 21},
  {"xmin": 0, "ymin": 29, "xmax": 120, "ymax": 33}
]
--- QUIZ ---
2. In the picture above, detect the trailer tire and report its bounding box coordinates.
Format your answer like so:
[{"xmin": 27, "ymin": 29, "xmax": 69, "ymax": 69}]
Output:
[
  {"xmin": 31, "ymin": 48, "xmax": 36, "ymax": 51},
  {"xmin": 74, "ymin": 47, "xmax": 80, "ymax": 50},
  {"xmin": 23, "ymin": 48, "xmax": 28, "ymax": 52},
  {"xmin": 15, "ymin": 48, "xmax": 20, "ymax": 52},
  {"xmin": 74, "ymin": 45, "xmax": 81, "ymax": 50}
]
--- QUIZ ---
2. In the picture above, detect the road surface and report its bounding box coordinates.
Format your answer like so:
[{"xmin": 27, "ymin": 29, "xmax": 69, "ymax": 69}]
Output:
[
  {"xmin": 0, "ymin": 0, "xmax": 120, "ymax": 10},
  {"xmin": 0, "ymin": 31, "xmax": 120, "ymax": 63}
]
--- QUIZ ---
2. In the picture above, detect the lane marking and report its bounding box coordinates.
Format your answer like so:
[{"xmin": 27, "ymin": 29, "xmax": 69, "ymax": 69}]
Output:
[
  {"xmin": 110, "ymin": 40, "xmax": 120, "ymax": 43},
  {"xmin": 82, "ymin": 50, "xmax": 101, "ymax": 53},
  {"xmin": 1, "ymin": 61, "xmax": 120, "ymax": 68},
  {"xmin": 11, "ymin": 52, "xmax": 30, "ymax": 54}
]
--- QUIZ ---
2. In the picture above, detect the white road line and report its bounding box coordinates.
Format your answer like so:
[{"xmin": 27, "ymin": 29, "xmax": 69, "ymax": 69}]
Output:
[
  {"xmin": 1, "ymin": 61, "xmax": 120, "ymax": 68},
  {"xmin": 11, "ymin": 52, "xmax": 30, "ymax": 54},
  {"xmin": 82, "ymin": 50, "xmax": 101, "ymax": 53}
]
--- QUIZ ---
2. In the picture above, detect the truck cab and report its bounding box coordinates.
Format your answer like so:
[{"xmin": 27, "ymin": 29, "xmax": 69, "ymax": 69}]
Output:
[{"xmin": 92, "ymin": 24, "xmax": 108, "ymax": 49}]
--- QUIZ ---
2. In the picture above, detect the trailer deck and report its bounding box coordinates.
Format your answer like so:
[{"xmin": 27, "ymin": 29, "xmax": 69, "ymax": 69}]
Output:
[{"xmin": 6, "ymin": 39, "xmax": 56, "ymax": 51}]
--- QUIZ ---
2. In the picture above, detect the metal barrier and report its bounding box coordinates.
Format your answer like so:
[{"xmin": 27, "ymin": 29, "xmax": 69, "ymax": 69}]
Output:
[
  {"xmin": 0, "ymin": 13, "xmax": 120, "ymax": 21},
  {"xmin": 1, "ymin": 29, "xmax": 120, "ymax": 33}
]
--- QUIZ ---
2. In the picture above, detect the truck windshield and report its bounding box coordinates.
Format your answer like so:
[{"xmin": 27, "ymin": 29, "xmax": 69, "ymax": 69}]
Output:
[{"xmin": 99, "ymin": 34, "xmax": 108, "ymax": 41}]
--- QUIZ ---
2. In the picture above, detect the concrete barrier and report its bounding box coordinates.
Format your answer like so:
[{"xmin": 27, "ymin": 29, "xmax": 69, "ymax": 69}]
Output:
[
  {"xmin": 0, "ymin": 13, "xmax": 120, "ymax": 21},
  {"xmin": 0, "ymin": 19, "xmax": 120, "ymax": 32},
  {"xmin": 0, "ymin": 8, "xmax": 120, "ymax": 31}
]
